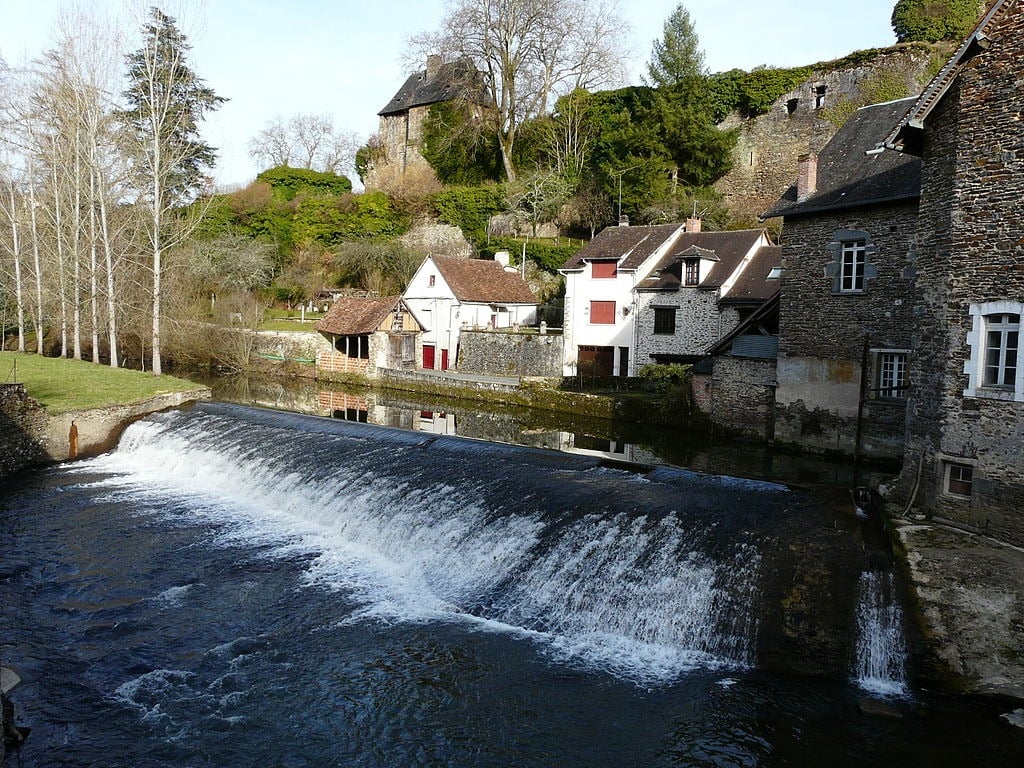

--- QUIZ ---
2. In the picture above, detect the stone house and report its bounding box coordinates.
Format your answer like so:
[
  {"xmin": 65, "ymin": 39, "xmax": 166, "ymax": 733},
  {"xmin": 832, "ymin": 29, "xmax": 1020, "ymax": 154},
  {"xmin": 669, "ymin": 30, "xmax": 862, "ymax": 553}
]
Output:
[
  {"xmin": 364, "ymin": 56, "xmax": 488, "ymax": 191},
  {"xmin": 314, "ymin": 296, "xmax": 421, "ymax": 378},
  {"xmin": 559, "ymin": 221, "xmax": 689, "ymax": 377},
  {"xmin": 634, "ymin": 230, "xmax": 777, "ymax": 365},
  {"xmin": 884, "ymin": 0, "xmax": 1024, "ymax": 546},
  {"xmin": 763, "ymin": 97, "xmax": 921, "ymax": 460},
  {"xmin": 402, "ymin": 256, "xmax": 537, "ymax": 372}
]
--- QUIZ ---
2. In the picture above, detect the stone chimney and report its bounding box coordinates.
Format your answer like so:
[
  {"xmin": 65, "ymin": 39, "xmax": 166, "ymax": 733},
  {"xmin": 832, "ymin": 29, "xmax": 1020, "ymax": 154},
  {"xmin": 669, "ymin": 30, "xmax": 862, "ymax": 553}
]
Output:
[
  {"xmin": 426, "ymin": 55, "xmax": 442, "ymax": 79},
  {"xmin": 797, "ymin": 153, "xmax": 818, "ymax": 200},
  {"xmin": 618, "ymin": 215, "xmax": 630, "ymax": 226},
  {"xmin": 686, "ymin": 217, "xmax": 702, "ymax": 233}
]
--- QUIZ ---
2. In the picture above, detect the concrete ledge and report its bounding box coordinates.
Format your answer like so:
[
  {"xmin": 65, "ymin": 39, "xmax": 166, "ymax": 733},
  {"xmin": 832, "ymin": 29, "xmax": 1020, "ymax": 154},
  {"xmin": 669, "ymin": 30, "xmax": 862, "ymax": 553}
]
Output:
[{"xmin": 41, "ymin": 388, "xmax": 211, "ymax": 461}]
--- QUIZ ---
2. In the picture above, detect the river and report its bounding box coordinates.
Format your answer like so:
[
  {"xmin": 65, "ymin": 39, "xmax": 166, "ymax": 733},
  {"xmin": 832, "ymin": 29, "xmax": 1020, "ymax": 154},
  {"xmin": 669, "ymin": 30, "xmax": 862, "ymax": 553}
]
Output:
[{"xmin": 0, "ymin": 390, "xmax": 1021, "ymax": 766}]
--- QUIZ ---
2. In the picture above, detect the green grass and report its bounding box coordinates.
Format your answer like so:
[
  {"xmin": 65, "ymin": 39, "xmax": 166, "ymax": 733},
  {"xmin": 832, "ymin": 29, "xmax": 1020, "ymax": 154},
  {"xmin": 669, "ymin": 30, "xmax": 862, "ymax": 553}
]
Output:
[
  {"xmin": 0, "ymin": 351, "xmax": 204, "ymax": 414},
  {"xmin": 258, "ymin": 320, "xmax": 319, "ymax": 332}
]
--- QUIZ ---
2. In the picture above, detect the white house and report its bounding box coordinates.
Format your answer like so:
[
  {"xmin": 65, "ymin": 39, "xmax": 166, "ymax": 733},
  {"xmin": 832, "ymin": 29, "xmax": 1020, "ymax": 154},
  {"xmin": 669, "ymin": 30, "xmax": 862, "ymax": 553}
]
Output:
[
  {"xmin": 559, "ymin": 221, "xmax": 690, "ymax": 377},
  {"xmin": 403, "ymin": 255, "xmax": 537, "ymax": 371}
]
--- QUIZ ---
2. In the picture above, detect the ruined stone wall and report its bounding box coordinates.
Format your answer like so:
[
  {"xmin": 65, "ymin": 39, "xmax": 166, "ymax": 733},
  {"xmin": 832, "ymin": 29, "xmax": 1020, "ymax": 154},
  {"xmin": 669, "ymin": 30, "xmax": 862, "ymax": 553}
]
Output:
[
  {"xmin": 710, "ymin": 357, "xmax": 776, "ymax": 440},
  {"xmin": 899, "ymin": 8, "xmax": 1024, "ymax": 546},
  {"xmin": 457, "ymin": 329, "xmax": 563, "ymax": 377},
  {"xmin": 716, "ymin": 46, "xmax": 940, "ymax": 223},
  {"xmin": 0, "ymin": 383, "xmax": 48, "ymax": 480},
  {"xmin": 774, "ymin": 202, "xmax": 917, "ymax": 457}
]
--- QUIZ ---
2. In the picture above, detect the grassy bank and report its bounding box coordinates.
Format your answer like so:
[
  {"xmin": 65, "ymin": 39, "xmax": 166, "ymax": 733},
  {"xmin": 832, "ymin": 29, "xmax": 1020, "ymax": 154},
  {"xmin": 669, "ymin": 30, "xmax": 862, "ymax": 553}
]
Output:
[{"xmin": 0, "ymin": 352, "xmax": 203, "ymax": 414}]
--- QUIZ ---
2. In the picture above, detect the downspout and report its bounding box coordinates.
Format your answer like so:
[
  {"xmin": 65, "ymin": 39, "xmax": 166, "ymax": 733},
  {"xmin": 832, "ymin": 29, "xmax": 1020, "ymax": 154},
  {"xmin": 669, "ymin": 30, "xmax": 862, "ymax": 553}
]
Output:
[{"xmin": 854, "ymin": 335, "xmax": 870, "ymax": 467}]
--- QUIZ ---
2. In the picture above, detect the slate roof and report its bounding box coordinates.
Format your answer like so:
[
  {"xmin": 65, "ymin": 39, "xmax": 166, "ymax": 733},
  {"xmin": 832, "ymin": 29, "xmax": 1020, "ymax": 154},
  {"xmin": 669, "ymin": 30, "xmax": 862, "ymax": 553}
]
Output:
[
  {"xmin": 560, "ymin": 223, "xmax": 685, "ymax": 271},
  {"xmin": 636, "ymin": 230, "xmax": 767, "ymax": 292},
  {"xmin": 721, "ymin": 245, "xmax": 782, "ymax": 304},
  {"xmin": 433, "ymin": 256, "xmax": 537, "ymax": 304},
  {"xmin": 707, "ymin": 293, "xmax": 780, "ymax": 357},
  {"xmin": 763, "ymin": 97, "xmax": 921, "ymax": 219},
  {"xmin": 316, "ymin": 297, "xmax": 404, "ymax": 336},
  {"xmin": 886, "ymin": 0, "xmax": 1011, "ymax": 155},
  {"xmin": 378, "ymin": 58, "xmax": 487, "ymax": 116}
]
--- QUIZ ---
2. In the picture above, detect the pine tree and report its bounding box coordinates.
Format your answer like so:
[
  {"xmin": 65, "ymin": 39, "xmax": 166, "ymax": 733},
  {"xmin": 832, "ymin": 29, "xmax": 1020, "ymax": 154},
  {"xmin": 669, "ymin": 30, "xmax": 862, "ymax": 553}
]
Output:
[{"xmin": 645, "ymin": 3, "xmax": 705, "ymax": 89}]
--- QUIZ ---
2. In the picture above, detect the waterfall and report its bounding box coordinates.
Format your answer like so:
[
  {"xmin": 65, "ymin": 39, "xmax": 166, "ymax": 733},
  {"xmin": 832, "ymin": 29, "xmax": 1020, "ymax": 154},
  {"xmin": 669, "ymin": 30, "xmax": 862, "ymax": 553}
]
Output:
[
  {"xmin": 853, "ymin": 570, "xmax": 908, "ymax": 696},
  {"xmin": 82, "ymin": 403, "xmax": 780, "ymax": 685}
]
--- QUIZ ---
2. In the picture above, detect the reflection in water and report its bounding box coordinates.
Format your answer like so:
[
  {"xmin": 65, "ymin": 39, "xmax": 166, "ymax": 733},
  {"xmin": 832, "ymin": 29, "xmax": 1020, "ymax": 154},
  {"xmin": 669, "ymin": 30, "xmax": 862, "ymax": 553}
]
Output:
[{"xmin": 198, "ymin": 372, "xmax": 893, "ymax": 488}]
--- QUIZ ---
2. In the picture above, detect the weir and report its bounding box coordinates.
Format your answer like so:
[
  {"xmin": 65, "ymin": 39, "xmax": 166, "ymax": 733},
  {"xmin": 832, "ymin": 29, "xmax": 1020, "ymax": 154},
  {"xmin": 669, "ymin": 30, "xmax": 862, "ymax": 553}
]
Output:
[{"xmin": 91, "ymin": 402, "xmax": 898, "ymax": 685}]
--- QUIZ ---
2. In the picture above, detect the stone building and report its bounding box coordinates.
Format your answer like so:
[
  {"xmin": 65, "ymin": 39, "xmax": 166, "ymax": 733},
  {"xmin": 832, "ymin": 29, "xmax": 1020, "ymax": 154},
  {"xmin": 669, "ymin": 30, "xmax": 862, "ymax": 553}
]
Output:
[
  {"xmin": 364, "ymin": 56, "xmax": 489, "ymax": 191},
  {"xmin": 885, "ymin": 0, "xmax": 1024, "ymax": 546},
  {"xmin": 633, "ymin": 230, "xmax": 776, "ymax": 365},
  {"xmin": 764, "ymin": 97, "xmax": 921, "ymax": 460}
]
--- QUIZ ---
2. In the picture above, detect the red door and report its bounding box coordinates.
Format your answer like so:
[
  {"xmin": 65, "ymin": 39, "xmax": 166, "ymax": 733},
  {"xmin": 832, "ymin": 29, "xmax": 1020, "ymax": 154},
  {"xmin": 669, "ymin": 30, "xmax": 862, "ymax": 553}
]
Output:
[
  {"xmin": 422, "ymin": 344, "xmax": 435, "ymax": 369},
  {"xmin": 441, "ymin": 349, "xmax": 449, "ymax": 371}
]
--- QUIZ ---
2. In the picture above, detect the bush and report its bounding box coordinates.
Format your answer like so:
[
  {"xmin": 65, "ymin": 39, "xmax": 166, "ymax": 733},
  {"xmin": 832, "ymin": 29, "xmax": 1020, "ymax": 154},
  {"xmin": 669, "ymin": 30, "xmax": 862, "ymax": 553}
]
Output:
[
  {"xmin": 638, "ymin": 362, "xmax": 691, "ymax": 392},
  {"xmin": 429, "ymin": 185, "xmax": 506, "ymax": 241},
  {"xmin": 892, "ymin": 0, "xmax": 983, "ymax": 43},
  {"xmin": 255, "ymin": 165, "xmax": 353, "ymax": 201}
]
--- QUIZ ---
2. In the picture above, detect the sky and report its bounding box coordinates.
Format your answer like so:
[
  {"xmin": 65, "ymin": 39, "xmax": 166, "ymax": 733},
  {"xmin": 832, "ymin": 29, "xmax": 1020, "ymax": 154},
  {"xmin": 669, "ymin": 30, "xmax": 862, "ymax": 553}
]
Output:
[{"xmin": 0, "ymin": 0, "xmax": 901, "ymax": 190}]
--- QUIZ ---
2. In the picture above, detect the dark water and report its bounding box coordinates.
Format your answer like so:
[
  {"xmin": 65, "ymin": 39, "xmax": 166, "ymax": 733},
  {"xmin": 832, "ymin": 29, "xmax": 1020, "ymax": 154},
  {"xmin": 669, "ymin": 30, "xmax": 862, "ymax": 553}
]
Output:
[{"xmin": 1, "ymin": 403, "xmax": 1021, "ymax": 767}]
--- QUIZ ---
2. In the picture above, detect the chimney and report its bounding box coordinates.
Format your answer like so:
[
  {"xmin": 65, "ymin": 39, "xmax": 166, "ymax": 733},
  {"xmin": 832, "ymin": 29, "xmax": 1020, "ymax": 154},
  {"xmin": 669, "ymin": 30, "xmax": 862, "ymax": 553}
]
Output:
[
  {"xmin": 494, "ymin": 250, "xmax": 510, "ymax": 267},
  {"xmin": 686, "ymin": 216, "xmax": 702, "ymax": 233},
  {"xmin": 426, "ymin": 55, "xmax": 442, "ymax": 79},
  {"xmin": 618, "ymin": 215, "xmax": 629, "ymax": 226},
  {"xmin": 797, "ymin": 153, "xmax": 818, "ymax": 200}
]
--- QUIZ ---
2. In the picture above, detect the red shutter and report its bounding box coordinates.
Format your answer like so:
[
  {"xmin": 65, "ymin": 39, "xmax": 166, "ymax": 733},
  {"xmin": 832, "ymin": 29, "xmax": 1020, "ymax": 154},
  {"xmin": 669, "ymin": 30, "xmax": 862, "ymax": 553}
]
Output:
[
  {"xmin": 590, "ymin": 300, "xmax": 616, "ymax": 324},
  {"xmin": 591, "ymin": 261, "xmax": 618, "ymax": 278}
]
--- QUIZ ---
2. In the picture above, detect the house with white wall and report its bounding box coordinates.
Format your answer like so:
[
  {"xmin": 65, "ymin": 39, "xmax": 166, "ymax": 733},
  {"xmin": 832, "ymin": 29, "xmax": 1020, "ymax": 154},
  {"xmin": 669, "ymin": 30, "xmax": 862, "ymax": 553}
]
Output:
[
  {"xmin": 402, "ymin": 255, "xmax": 537, "ymax": 371},
  {"xmin": 559, "ymin": 222, "xmax": 689, "ymax": 377}
]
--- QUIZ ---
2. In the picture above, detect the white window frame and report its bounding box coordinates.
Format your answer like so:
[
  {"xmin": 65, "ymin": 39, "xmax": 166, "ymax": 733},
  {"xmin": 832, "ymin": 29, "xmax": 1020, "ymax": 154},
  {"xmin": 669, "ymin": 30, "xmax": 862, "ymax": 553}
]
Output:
[
  {"xmin": 840, "ymin": 240, "xmax": 866, "ymax": 292},
  {"xmin": 964, "ymin": 301, "xmax": 1024, "ymax": 401},
  {"xmin": 943, "ymin": 461, "xmax": 974, "ymax": 499},
  {"xmin": 873, "ymin": 349, "xmax": 909, "ymax": 400}
]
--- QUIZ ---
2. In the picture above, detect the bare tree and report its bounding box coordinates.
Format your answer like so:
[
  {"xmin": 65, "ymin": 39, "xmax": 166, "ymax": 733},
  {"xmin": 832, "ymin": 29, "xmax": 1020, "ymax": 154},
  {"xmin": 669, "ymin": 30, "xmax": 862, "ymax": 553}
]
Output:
[
  {"xmin": 119, "ymin": 7, "xmax": 225, "ymax": 375},
  {"xmin": 409, "ymin": 0, "xmax": 629, "ymax": 181},
  {"xmin": 248, "ymin": 113, "xmax": 360, "ymax": 176}
]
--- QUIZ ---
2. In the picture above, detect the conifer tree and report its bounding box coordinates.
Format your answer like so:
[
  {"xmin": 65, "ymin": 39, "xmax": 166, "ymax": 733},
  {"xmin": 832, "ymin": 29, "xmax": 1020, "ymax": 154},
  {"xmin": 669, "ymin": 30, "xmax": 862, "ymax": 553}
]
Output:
[{"xmin": 645, "ymin": 3, "xmax": 705, "ymax": 88}]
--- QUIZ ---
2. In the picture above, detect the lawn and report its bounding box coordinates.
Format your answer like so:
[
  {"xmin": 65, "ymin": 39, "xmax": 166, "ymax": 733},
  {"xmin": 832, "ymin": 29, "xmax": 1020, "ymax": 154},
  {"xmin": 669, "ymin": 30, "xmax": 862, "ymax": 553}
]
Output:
[{"xmin": 0, "ymin": 352, "xmax": 203, "ymax": 413}]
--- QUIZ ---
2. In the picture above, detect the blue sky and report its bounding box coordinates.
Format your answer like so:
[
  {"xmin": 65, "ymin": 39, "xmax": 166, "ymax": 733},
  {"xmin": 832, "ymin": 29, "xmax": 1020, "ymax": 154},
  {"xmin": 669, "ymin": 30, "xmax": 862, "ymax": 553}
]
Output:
[{"xmin": 1, "ymin": 1, "xmax": 899, "ymax": 188}]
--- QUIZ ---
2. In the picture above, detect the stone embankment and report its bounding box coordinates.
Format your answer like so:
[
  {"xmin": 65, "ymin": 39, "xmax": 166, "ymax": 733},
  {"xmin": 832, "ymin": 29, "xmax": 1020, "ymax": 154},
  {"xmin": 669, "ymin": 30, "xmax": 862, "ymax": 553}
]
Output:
[{"xmin": 0, "ymin": 383, "xmax": 210, "ymax": 479}]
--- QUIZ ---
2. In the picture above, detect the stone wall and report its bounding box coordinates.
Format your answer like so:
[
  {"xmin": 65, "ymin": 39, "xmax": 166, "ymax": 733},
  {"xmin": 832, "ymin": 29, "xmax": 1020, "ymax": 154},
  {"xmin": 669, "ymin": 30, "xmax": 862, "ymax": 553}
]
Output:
[
  {"xmin": 774, "ymin": 202, "xmax": 917, "ymax": 457},
  {"xmin": 898, "ymin": 8, "xmax": 1024, "ymax": 547},
  {"xmin": 710, "ymin": 357, "xmax": 776, "ymax": 440},
  {"xmin": 457, "ymin": 329, "xmax": 563, "ymax": 377},
  {"xmin": 0, "ymin": 384, "xmax": 48, "ymax": 480},
  {"xmin": 635, "ymin": 290, "xmax": 741, "ymax": 365},
  {"xmin": 716, "ymin": 45, "xmax": 940, "ymax": 223}
]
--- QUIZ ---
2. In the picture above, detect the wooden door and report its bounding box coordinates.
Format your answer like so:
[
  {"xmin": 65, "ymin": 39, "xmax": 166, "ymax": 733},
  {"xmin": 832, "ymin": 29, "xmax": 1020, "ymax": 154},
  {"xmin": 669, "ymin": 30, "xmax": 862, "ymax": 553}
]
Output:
[{"xmin": 423, "ymin": 344, "xmax": 435, "ymax": 369}]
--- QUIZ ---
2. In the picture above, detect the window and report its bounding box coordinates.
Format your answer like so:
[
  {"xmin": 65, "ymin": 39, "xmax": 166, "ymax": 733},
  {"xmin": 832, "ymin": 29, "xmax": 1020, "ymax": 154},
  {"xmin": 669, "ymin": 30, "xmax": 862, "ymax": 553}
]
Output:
[
  {"xmin": 983, "ymin": 313, "xmax": 1019, "ymax": 388},
  {"xmin": 840, "ymin": 240, "xmax": 866, "ymax": 292},
  {"xmin": 428, "ymin": 274, "xmax": 436, "ymax": 287},
  {"xmin": 945, "ymin": 462, "xmax": 973, "ymax": 498},
  {"xmin": 875, "ymin": 350, "xmax": 908, "ymax": 399},
  {"xmin": 653, "ymin": 307, "xmax": 676, "ymax": 335},
  {"xmin": 814, "ymin": 84, "xmax": 827, "ymax": 109},
  {"xmin": 786, "ymin": 98, "xmax": 799, "ymax": 115},
  {"xmin": 684, "ymin": 259, "xmax": 700, "ymax": 286},
  {"xmin": 826, "ymin": 230, "xmax": 876, "ymax": 294},
  {"xmin": 589, "ymin": 300, "xmax": 616, "ymax": 324},
  {"xmin": 591, "ymin": 261, "xmax": 618, "ymax": 279},
  {"xmin": 965, "ymin": 302, "xmax": 1024, "ymax": 400}
]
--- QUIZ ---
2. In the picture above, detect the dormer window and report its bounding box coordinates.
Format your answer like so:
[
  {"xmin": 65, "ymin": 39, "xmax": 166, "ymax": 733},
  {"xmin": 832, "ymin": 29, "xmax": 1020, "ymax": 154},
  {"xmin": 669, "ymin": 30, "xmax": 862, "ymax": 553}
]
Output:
[{"xmin": 684, "ymin": 259, "xmax": 700, "ymax": 287}]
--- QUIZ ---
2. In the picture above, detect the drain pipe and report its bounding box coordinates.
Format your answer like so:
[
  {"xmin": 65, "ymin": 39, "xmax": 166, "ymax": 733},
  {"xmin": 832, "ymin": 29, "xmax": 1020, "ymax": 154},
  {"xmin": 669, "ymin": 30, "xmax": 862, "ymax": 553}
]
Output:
[{"xmin": 854, "ymin": 335, "xmax": 870, "ymax": 469}]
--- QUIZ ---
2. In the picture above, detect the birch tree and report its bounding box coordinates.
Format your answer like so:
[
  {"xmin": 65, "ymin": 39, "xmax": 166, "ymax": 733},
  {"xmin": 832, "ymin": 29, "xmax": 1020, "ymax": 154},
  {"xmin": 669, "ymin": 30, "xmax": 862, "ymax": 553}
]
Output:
[{"xmin": 119, "ymin": 7, "xmax": 224, "ymax": 375}]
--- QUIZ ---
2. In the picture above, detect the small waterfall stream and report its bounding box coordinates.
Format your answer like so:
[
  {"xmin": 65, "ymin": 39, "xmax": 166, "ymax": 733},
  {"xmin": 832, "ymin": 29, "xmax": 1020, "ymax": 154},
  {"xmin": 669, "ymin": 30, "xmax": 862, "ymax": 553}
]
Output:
[{"xmin": 853, "ymin": 569, "xmax": 909, "ymax": 696}]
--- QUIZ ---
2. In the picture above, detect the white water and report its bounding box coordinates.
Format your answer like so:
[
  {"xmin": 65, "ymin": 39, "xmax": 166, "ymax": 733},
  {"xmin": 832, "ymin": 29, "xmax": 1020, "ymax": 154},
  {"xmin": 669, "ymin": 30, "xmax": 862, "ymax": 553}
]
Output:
[
  {"xmin": 853, "ymin": 570, "xmax": 909, "ymax": 696},
  {"xmin": 81, "ymin": 412, "xmax": 765, "ymax": 685}
]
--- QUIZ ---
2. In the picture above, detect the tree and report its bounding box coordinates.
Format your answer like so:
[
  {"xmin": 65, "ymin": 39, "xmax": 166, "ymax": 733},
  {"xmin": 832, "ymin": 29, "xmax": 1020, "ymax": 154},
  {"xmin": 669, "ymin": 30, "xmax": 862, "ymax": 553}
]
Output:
[
  {"xmin": 410, "ymin": 0, "xmax": 629, "ymax": 182},
  {"xmin": 645, "ymin": 3, "xmax": 705, "ymax": 88},
  {"xmin": 891, "ymin": 0, "xmax": 984, "ymax": 43},
  {"xmin": 119, "ymin": 7, "xmax": 225, "ymax": 375},
  {"xmin": 248, "ymin": 114, "xmax": 360, "ymax": 177}
]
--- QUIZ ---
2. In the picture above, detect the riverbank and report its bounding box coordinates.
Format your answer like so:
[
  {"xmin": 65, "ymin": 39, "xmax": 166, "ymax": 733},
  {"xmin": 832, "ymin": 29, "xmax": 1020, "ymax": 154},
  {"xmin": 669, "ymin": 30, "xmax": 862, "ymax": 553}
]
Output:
[{"xmin": 0, "ymin": 352, "xmax": 210, "ymax": 477}]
